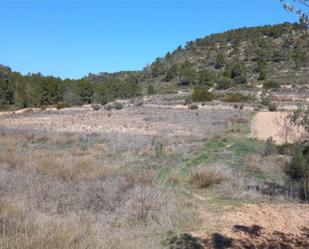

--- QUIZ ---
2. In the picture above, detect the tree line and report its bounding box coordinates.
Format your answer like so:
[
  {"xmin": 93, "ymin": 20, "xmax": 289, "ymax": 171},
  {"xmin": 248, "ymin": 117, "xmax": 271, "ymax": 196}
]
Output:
[{"xmin": 0, "ymin": 70, "xmax": 142, "ymax": 109}]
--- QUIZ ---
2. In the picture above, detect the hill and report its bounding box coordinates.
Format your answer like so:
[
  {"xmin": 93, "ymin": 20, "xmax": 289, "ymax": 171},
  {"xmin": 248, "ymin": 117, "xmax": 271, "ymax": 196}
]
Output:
[
  {"xmin": 0, "ymin": 64, "xmax": 11, "ymax": 78},
  {"xmin": 1, "ymin": 22, "xmax": 309, "ymax": 108},
  {"xmin": 143, "ymin": 22, "xmax": 309, "ymax": 91}
]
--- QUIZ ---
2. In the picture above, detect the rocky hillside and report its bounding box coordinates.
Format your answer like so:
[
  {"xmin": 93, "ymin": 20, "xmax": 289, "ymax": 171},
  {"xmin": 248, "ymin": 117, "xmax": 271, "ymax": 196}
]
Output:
[{"xmin": 143, "ymin": 22, "xmax": 309, "ymax": 91}]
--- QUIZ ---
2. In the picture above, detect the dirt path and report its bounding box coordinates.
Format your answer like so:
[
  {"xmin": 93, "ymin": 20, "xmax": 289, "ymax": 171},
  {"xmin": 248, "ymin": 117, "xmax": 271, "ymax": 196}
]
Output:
[{"xmin": 251, "ymin": 111, "xmax": 305, "ymax": 144}]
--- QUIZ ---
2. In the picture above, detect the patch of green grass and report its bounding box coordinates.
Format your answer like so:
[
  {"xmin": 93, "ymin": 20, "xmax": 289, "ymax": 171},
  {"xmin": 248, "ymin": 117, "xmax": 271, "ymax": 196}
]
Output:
[{"xmin": 180, "ymin": 120, "xmax": 263, "ymax": 177}]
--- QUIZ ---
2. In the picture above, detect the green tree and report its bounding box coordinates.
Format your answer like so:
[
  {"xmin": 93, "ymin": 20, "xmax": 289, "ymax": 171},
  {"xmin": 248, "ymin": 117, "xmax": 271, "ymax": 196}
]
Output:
[
  {"xmin": 32, "ymin": 76, "xmax": 62, "ymax": 106},
  {"xmin": 179, "ymin": 60, "xmax": 198, "ymax": 85},
  {"xmin": 14, "ymin": 78, "xmax": 30, "ymax": 107},
  {"xmin": 257, "ymin": 58, "xmax": 267, "ymax": 80},
  {"xmin": 216, "ymin": 77, "xmax": 233, "ymax": 90},
  {"xmin": 151, "ymin": 58, "xmax": 164, "ymax": 77},
  {"xmin": 263, "ymin": 80, "xmax": 280, "ymax": 89},
  {"xmin": 286, "ymin": 143, "xmax": 309, "ymax": 201},
  {"xmin": 75, "ymin": 80, "xmax": 94, "ymax": 104},
  {"xmin": 192, "ymin": 86, "xmax": 214, "ymax": 102},
  {"xmin": 272, "ymin": 50, "xmax": 283, "ymax": 63},
  {"xmin": 231, "ymin": 63, "xmax": 247, "ymax": 84},
  {"xmin": 147, "ymin": 85, "xmax": 156, "ymax": 95},
  {"xmin": 164, "ymin": 65, "xmax": 178, "ymax": 82},
  {"xmin": 0, "ymin": 78, "xmax": 14, "ymax": 106},
  {"xmin": 215, "ymin": 52, "xmax": 225, "ymax": 69},
  {"xmin": 199, "ymin": 69, "xmax": 216, "ymax": 86},
  {"xmin": 222, "ymin": 64, "xmax": 232, "ymax": 78}
]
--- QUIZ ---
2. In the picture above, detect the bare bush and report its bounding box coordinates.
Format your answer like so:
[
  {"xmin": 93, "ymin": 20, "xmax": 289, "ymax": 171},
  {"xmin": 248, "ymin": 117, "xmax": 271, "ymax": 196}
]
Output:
[
  {"xmin": 187, "ymin": 164, "xmax": 229, "ymax": 189},
  {"xmin": 244, "ymin": 154, "xmax": 262, "ymax": 173}
]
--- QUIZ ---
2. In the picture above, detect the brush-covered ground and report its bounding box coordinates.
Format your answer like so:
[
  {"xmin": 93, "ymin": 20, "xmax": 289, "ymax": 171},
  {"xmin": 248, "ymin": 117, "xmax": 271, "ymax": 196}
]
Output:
[{"xmin": 0, "ymin": 94, "xmax": 308, "ymax": 249}]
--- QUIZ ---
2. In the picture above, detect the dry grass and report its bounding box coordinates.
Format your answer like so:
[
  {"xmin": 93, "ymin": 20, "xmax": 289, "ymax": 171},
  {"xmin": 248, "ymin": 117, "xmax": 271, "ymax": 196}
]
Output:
[
  {"xmin": 187, "ymin": 165, "xmax": 229, "ymax": 189},
  {"xmin": 0, "ymin": 130, "xmax": 194, "ymax": 249},
  {"xmin": 0, "ymin": 103, "xmax": 246, "ymax": 248},
  {"xmin": 244, "ymin": 154, "xmax": 262, "ymax": 173}
]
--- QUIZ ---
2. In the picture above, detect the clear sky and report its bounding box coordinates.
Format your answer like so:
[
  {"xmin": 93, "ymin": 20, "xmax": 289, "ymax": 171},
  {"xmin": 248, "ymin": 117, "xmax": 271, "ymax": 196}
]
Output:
[{"xmin": 0, "ymin": 0, "xmax": 299, "ymax": 79}]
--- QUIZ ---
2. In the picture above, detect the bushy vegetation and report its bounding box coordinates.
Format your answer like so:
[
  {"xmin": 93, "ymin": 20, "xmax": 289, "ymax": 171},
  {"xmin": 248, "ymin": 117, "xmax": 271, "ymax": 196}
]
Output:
[
  {"xmin": 145, "ymin": 22, "xmax": 309, "ymax": 91},
  {"xmin": 0, "ymin": 69, "xmax": 142, "ymax": 109},
  {"xmin": 216, "ymin": 77, "xmax": 233, "ymax": 90},
  {"xmin": 188, "ymin": 104, "xmax": 199, "ymax": 110},
  {"xmin": 260, "ymin": 96, "xmax": 277, "ymax": 111},
  {"xmin": 222, "ymin": 93, "xmax": 251, "ymax": 103},
  {"xmin": 192, "ymin": 87, "xmax": 215, "ymax": 102},
  {"xmin": 263, "ymin": 80, "xmax": 280, "ymax": 89},
  {"xmin": 187, "ymin": 166, "xmax": 228, "ymax": 189},
  {"xmin": 147, "ymin": 85, "xmax": 156, "ymax": 95},
  {"xmin": 286, "ymin": 143, "xmax": 309, "ymax": 201}
]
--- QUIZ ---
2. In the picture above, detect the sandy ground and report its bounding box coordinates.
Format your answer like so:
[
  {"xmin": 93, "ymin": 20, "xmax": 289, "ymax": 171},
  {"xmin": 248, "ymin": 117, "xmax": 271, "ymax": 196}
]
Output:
[
  {"xmin": 223, "ymin": 203, "xmax": 309, "ymax": 236},
  {"xmin": 251, "ymin": 111, "xmax": 306, "ymax": 144},
  {"xmin": 0, "ymin": 104, "xmax": 242, "ymax": 143}
]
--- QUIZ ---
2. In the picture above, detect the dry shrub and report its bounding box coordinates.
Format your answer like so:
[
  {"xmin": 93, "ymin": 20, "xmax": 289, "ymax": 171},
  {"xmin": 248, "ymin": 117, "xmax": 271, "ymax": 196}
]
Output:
[
  {"xmin": 188, "ymin": 165, "xmax": 228, "ymax": 189},
  {"xmin": 23, "ymin": 108, "xmax": 34, "ymax": 113},
  {"xmin": 0, "ymin": 202, "xmax": 96, "ymax": 249},
  {"xmin": 267, "ymin": 155, "xmax": 289, "ymax": 170},
  {"xmin": 135, "ymin": 168, "xmax": 156, "ymax": 186},
  {"xmin": 166, "ymin": 168, "xmax": 182, "ymax": 185},
  {"xmin": 244, "ymin": 154, "xmax": 262, "ymax": 173},
  {"xmin": 33, "ymin": 133, "xmax": 49, "ymax": 143},
  {"xmin": 0, "ymin": 150, "xmax": 18, "ymax": 169},
  {"xmin": 34, "ymin": 153, "xmax": 112, "ymax": 181}
]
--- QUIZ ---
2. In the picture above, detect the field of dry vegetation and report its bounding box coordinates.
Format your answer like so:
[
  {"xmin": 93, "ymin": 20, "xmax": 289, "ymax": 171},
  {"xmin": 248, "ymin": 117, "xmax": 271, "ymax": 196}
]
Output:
[{"xmin": 0, "ymin": 95, "xmax": 308, "ymax": 248}]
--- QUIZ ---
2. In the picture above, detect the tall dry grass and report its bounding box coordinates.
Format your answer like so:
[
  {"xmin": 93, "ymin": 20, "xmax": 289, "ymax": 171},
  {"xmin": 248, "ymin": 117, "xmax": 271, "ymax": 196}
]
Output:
[{"xmin": 0, "ymin": 130, "xmax": 193, "ymax": 249}]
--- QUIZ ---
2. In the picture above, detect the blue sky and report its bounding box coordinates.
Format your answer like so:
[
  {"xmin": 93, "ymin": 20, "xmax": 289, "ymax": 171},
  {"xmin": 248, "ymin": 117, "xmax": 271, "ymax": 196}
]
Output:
[{"xmin": 0, "ymin": 0, "xmax": 299, "ymax": 79}]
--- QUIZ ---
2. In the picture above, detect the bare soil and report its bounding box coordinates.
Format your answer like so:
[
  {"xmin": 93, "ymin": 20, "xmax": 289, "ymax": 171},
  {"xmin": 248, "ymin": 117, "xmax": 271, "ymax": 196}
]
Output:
[
  {"xmin": 190, "ymin": 203, "xmax": 309, "ymax": 248},
  {"xmin": 251, "ymin": 111, "xmax": 306, "ymax": 144}
]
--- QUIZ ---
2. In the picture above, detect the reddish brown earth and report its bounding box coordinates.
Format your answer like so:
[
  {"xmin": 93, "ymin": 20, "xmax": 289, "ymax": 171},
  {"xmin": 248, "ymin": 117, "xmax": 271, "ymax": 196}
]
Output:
[{"xmin": 187, "ymin": 203, "xmax": 309, "ymax": 249}]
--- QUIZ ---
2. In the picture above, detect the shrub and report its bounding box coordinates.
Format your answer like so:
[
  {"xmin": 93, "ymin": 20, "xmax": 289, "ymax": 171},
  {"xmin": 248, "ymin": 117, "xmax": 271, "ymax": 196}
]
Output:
[
  {"xmin": 263, "ymin": 80, "xmax": 280, "ymax": 89},
  {"xmin": 135, "ymin": 100, "xmax": 144, "ymax": 107},
  {"xmin": 24, "ymin": 108, "xmax": 34, "ymax": 113},
  {"xmin": 233, "ymin": 75, "xmax": 247, "ymax": 84},
  {"xmin": 189, "ymin": 104, "xmax": 199, "ymax": 110},
  {"xmin": 260, "ymin": 97, "xmax": 277, "ymax": 111},
  {"xmin": 285, "ymin": 143, "xmax": 309, "ymax": 201},
  {"xmin": 277, "ymin": 143, "xmax": 294, "ymax": 155},
  {"xmin": 231, "ymin": 63, "xmax": 247, "ymax": 84},
  {"xmin": 262, "ymin": 137, "xmax": 277, "ymax": 156},
  {"xmin": 192, "ymin": 87, "xmax": 215, "ymax": 102},
  {"xmin": 261, "ymin": 96, "xmax": 271, "ymax": 106},
  {"xmin": 56, "ymin": 102, "xmax": 69, "ymax": 110},
  {"xmin": 147, "ymin": 85, "xmax": 156, "ymax": 95},
  {"xmin": 184, "ymin": 96, "xmax": 193, "ymax": 105},
  {"xmin": 286, "ymin": 144, "xmax": 308, "ymax": 180},
  {"xmin": 199, "ymin": 69, "xmax": 217, "ymax": 86},
  {"xmin": 92, "ymin": 104, "xmax": 100, "ymax": 111},
  {"xmin": 268, "ymin": 103, "xmax": 277, "ymax": 112},
  {"xmin": 187, "ymin": 166, "xmax": 227, "ymax": 189},
  {"xmin": 244, "ymin": 154, "xmax": 262, "ymax": 173},
  {"xmin": 222, "ymin": 93, "xmax": 251, "ymax": 103},
  {"xmin": 113, "ymin": 102, "xmax": 124, "ymax": 110},
  {"xmin": 152, "ymin": 136, "xmax": 165, "ymax": 158},
  {"xmin": 216, "ymin": 77, "xmax": 233, "ymax": 90},
  {"xmin": 104, "ymin": 104, "xmax": 113, "ymax": 111},
  {"xmin": 258, "ymin": 68, "xmax": 267, "ymax": 80}
]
